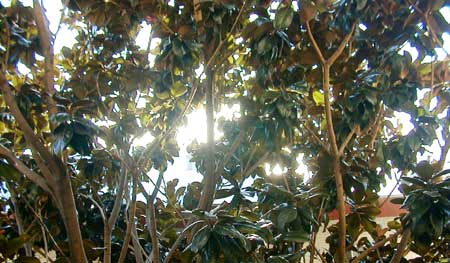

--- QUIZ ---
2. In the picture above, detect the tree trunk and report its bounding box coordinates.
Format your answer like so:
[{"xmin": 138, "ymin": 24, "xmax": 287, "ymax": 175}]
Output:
[
  {"xmin": 103, "ymin": 225, "xmax": 112, "ymax": 263},
  {"xmin": 333, "ymin": 156, "xmax": 347, "ymax": 263},
  {"xmin": 198, "ymin": 69, "xmax": 216, "ymax": 211},
  {"xmin": 53, "ymin": 175, "xmax": 87, "ymax": 263}
]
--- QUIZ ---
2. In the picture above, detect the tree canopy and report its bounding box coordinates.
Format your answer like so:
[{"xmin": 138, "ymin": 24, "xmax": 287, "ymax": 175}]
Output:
[{"xmin": 0, "ymin": 0, "xmax": 449, "ymax": 262}]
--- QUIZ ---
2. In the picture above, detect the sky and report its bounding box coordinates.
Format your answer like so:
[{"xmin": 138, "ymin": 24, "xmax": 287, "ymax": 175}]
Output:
[{"xmin": 1, "ymin": 0, "xmax": 450, "ymax": 197}]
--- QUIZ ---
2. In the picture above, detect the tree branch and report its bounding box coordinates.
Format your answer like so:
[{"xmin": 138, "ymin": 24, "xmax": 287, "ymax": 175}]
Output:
[
  {"xmin": 389, "ymin": 229, "xmax": 411, "ymax": 263},
  {"xmin": 107, "ymin": 172, "xmax": 128, "ymax": 228},
  {"xmin": 306, "ymin": 21, "xmax": 326, "ymax": 65},
  {"xmin": 339, "ymin": 125, "xmax": 359, "ymax": 155},
  {"xmin": 351, "ymin": 231, "xmax": 401, "ymax": 263},
  {"xmin": 302, "ymin": 123, "xmax": 329, "ymax": 153},
  {"xmin": 163, "ymin": 220, "xmax": 205, "ymax": 263},
  {"xmin": 198, "ymin": 68, "xmax": 216, "ymax": 211},
  {"xmin": 0, "ymin": 72, "xmax": 57, "ymax": 181},
  {"xmin": 368, "ymin": 105, "xmax": 385, "ymax": 150},
  {"xmin": 215, "ymin": 129, "xmax": 246, "ymax": 175},
  {"xmin": 0, "ymin": 144, "xmax": 50, "ymax": 193},
  {"xmin": 32, "ymin": 0, "xmax": 58, "ymax": 118},
  {"xmin": 327, "ymin": 22, "xmax": 357, "ymax": 66},
  {"xmin": 205, "ymin": 0, "xmax": 248, "ymax": 69}
]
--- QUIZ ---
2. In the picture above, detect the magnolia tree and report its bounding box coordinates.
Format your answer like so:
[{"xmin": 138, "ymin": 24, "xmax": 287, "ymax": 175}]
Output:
[{"xmin": 0, "ymin": 0, "xmax": 449, "ymax": 262}]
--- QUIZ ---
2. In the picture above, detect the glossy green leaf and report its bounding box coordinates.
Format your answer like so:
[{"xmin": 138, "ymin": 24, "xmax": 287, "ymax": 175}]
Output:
[
  {"xmin": 190, "ymin": 225, "xmax": 211, "ymax": 253},
  {"xmin": 277, "ymin": 207, "xmax": 297, "ymax": 229}
]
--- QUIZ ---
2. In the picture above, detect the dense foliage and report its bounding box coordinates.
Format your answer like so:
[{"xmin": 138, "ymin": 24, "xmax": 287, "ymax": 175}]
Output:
[{"xmin": 0, "ymin": 0, "xmax": 449, "ymax": 262}]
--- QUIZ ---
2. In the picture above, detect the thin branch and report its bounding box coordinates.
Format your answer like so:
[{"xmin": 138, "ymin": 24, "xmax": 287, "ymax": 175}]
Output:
[
  {"xmin": 215, "ymin": 129, "xmax": 246, "ymax": 175},
  {"xmin": 309, "ymin": 198, "xmax": 326, "ymax": 263},
  {"xmin": 242, "ymin": 152, "xmax": 270, "ymax": 178},
  {"xmin": 351, "ymin": 231, "xmax": 401, "ymax": 263},
  {"xmin": 205, "ymin": 0, "xmax": 248, "ymax": 69},
  {"xmin": 0, "ymin": 144, "xmax": 50, "ymax": 193},
  {"xmin": 313, "ymin": 245, "xmax": 327, "ymax": 263},
  {"xmin": 131, "ymin": 219, "xmax": 145, "ymax": 263},
  {"xmin": 302, "ymin": 123, "xmax": 329, "ymax": 153},
  {"xmin": 389, "ymin": 228, "xmax": 411, "ymax": 263},
  {"xmin": 146, "ymin": 172, "xmax": 163, "ymax": 263},
  {"xmin": 380, "ymin": 172, "xmax": 403, "ymax": 208},
  {"xmin": 327, "ymin": 22, "xmax": 357, "ymax": 66},
  {"xmin": 338, "ymin": 125, "xmax": 359, "ymax": 155},
  {"xmin": 0, "ymin": 73, "xmax": 57, "ymax": 180},
  {"xmin": 24, "ymin": 201, "xmax": 68, "ymax": 260},
  {"xmin": 2, "ymin": 14, "xmax": 11, "ymax": 68},
  {"xmin": 118, "ymin": 176, "xmax": 138, "ymax": 263},
  {"xmin": 107, "ymin": 172, "xmax": 128, "ymax": 228},
  {"xmin": 33, "ymin": 0, "xmax": 58, "ymax": 118},
  {"xmin": 322, "ymin": 64, "xmax": 339, "ymax": 155},
  {"xmin": 306, "ymin": 21, "xmax": 326, "ymax": 64},
  {"xmin": 163, "ymin": 220, "xmax": 205, "ymax": 263},
  {"xmin": 80, "ymin": 194, "xmax": 106, "ymax": 223},
  {"xmin": 368, "ymin": 105, "xmax": 385, "ymax": 150}
]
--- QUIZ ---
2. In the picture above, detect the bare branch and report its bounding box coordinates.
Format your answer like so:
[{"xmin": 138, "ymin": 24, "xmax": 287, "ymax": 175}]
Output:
[
  {"xmin": 351, "ymin": 231, "xmax": 401, "ymax": 263},
  {"xmin": 107, "ymin": 172, "xmax": 128, "ymax": 228},
  {"xmin": 33, "ymin": 0, "xmax": 58, "ymax": 118},
  {"xmin": 389, "ymin": 229, "xmax": 411, "ymax": 263},
  {"xmin": 339, "ymin": 125, "xmax": 359, "ymax": 155},
  {"xmin": 306, "ymin": 21, "xmax": 326, "ymax": 64},
  {"xmin": 163, "ymin": 220, "xmax": 205, "ymax": 263},
  {"xmin": 368, "ymin": 105, "xmax": 385, "ymax": 150},
  {"xmin": 327, "ymin": 22, "xmax": 357, "ymax": 66},
  {"xmin": 215, "ymin": 129, "xmax": 246, "ymax": 175},
  {"xmin": 302, "ymin": 123, "xmax": 329, "ymax": 153},
  {"xmin": 322, "ymin": 64, "xmax": 339, "ymax": 155},
  {"xmin": 0, "ymin": 72, "xmax": 57, "ymax": 180},
  {"xmin": 0, "ymin": 144, "xmax": 50, "ymax": 193},
  {"xmin": 80, "ymin": 194, "xmax": 106, "ymax": 223},
  {"xmin": 242, "ymin": 152, "xmax": 270, "ymax": 178}
]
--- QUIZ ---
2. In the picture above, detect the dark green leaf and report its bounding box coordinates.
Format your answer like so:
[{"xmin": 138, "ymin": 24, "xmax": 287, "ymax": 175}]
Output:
[
  {"xmin": 274, "ymin": 7, "xmax": 294, "ymax": 30},
  {"xmin": 190, "ymin": 225, "xmax": 211, "ymax": 253}
]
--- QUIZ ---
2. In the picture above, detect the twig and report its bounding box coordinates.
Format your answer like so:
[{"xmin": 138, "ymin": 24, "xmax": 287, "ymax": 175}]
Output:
[
  {"xmin": 309, "ymin": 198, "xmax": 326, "ymax": 263},
  {"xmin": 327, "ymin": 22, "xmax": 357, "ymax": 66},
  {"xmin": 24, "ymin": 200, "xmax": 68, "ymax": 259},
  {"xmin": 380, "ymin": 172, "xmax": 403, "ymax": 208},
  {"xmin": 205, "ymin": 0, "xmax": 248, "ymax": 70},
  {"xmin": 33, "ymin": 0, "xmax": 58, "ymax": 119},
  {"xmin": 302, "ymin": 123, "xmax": 329, "ymax": 153},
  {"xmin": 338, "ymin": 125, "xmax": 359, "ymax": 155},
  {"xmin": 368, "ymin": 105, "xmax": 385, "ymax": 150},
  {"xmin": 163, "ymin": 220, "xmax": 205, "ymax": 263},
  {"xmin": 351, "ymin": 231, "xmax": 401, "ymax": 263},
  {"xmin": 0, "ymin": 72, "xmax": 57, "ymax": 182},
  {"xmin": 79, "ymin": 194, "xmax": 106, "ymax": 223},
  {"xmin": 306, "ymin": 21, "xmax": 326, "ymax": 64}
]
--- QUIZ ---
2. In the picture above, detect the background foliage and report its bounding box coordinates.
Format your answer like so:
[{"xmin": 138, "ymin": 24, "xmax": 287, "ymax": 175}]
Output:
[{"xmin": 0, "ymin": 0, "xmax": 449, "ymax": 262}]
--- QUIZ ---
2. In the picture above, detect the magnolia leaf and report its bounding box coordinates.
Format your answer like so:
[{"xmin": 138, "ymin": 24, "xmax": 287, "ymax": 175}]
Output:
[
  {"xmin": 274, "ymin": 7, "xmax": 294, "ymax": 30},
  {"xmin": 53, "ymin": 124, "xmax": 74, "ymax": 155},
  {"xmin": 313, "ymin": 90, "xmax": 325, "ymax": 106},
  {"xmin": 190, "ymin": 225, "xmax": 211, "ymax": 253},
  {"xmin": 170, "ymin": 81, "xmax": 188, "ymax": 97},
  {"xmin": 277, "ymin": 207, "xmax": 297, "ymax": 229}
]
